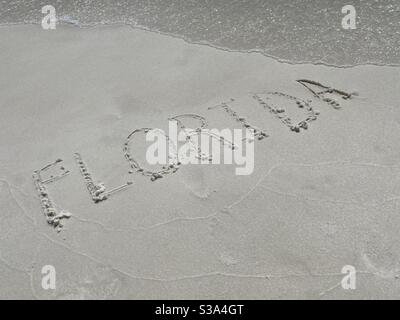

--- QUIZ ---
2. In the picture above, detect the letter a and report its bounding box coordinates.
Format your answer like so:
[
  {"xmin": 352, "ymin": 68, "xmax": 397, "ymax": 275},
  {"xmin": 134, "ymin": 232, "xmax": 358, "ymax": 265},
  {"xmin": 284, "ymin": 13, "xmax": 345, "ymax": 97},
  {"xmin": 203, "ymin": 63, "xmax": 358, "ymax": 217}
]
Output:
[
  {"xmin": 341, "ymin": 5, "xmax": 356, "ymax": 30},
  {"xmin": 41, "ymin": 5, "xmax": 57, "ymax": 30},
  {"xmin": 341, "ymin": 265, "xmax": 356, "ymax": 289},
  {"xmin": 41, "ymin": 265, "xmax": 56, "ymax": 290}
]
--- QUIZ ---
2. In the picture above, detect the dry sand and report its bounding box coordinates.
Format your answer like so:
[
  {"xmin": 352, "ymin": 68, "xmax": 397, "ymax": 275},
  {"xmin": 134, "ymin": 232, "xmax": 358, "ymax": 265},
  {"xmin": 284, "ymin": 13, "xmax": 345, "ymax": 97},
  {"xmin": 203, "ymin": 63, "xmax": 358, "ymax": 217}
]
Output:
[{"xmin": 0, "ymin": 24, "xmax": 400, "ymax": 299}]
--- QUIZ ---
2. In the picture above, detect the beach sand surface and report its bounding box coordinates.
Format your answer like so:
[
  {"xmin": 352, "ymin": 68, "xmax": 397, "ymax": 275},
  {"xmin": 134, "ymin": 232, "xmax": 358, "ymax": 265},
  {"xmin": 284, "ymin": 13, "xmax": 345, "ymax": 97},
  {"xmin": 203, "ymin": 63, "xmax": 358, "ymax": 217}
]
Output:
[{"xmin": 0, "ymin": 25, "xmax": 400, "ymax": 299}]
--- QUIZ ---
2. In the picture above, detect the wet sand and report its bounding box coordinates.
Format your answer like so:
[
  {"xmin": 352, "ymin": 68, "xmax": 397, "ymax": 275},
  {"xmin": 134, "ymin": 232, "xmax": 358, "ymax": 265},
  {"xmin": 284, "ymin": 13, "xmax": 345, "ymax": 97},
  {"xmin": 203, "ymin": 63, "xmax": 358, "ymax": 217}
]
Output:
[{"xmin": 0, "ymin": 24, "xmax": 400, "ymax": 299}]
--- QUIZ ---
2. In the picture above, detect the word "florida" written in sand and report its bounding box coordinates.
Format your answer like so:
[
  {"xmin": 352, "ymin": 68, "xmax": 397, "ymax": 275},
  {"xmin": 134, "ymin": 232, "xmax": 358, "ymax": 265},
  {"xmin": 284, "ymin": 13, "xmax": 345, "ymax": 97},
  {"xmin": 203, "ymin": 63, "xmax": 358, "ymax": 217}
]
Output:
[{"xmin": 32, "ymin": 79, "xmax": 356, "ymax": 231}]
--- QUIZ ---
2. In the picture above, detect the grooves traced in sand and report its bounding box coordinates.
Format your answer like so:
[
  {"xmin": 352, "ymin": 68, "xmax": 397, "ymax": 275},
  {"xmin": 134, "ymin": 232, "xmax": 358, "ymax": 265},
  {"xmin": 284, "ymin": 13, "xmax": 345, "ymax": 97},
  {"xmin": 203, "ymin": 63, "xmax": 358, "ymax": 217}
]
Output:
[
  {"xmin": 296, "ymin": 79, "xmax": 357, "ymax": 110},
  {"xmin": 252, "ymin": 91, "xmax": 318, "ymax": 133},
  {"xmin": 169, "ymin": 113, "xmax": 237, "ymax": 162},
  {"xmin": 31, "ymin": 79, "xmax": 358, "ymax": 232},
  {"xmin": 74, "ymin": 152, "xmax": 132, "ymax": 203},
  {"xmin": 208, "ymin": 99, "xmax": 269, "ymax": 140},
  {"xmin": 124, "ymin": 128, "xmax": 180, "ymax": 181},
  {"xmin": 169, "ymin": 114, "xmax": 211, "ymax": 161},
  {"xmin": 32, "ymin": 159, "xmax": 71, "ymax": 232}
]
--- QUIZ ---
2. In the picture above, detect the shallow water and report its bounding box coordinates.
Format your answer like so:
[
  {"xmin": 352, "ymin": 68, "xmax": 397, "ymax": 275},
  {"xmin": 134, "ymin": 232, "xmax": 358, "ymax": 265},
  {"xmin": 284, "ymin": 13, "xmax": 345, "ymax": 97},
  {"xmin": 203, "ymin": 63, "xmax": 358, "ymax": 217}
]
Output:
[{"xmin": 1, "ymin": 0, "xmax": 399, "ymax": 66}]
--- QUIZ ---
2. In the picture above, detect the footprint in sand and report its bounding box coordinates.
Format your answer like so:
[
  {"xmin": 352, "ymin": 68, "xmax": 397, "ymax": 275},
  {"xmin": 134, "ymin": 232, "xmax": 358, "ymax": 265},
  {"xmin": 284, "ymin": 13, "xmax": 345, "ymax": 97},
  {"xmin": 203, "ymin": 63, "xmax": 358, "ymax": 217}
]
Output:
[{"xmin": 178, "ymin": 165, "xmax": 210, "ymax": 199}]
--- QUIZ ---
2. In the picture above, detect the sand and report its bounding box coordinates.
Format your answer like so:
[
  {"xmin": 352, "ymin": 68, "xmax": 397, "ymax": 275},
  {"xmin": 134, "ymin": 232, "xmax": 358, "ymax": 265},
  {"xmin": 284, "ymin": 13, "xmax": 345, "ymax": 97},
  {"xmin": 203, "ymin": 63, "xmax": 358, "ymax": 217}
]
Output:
[{"xmin": 0, "ymin": 24, "xmax": 400, "ymax": 299}]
